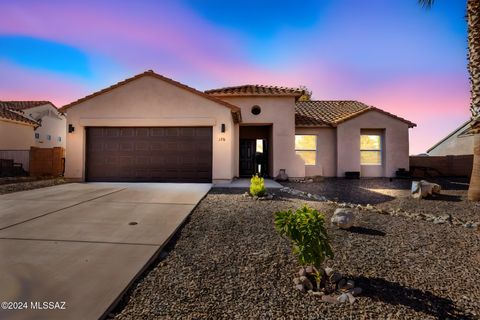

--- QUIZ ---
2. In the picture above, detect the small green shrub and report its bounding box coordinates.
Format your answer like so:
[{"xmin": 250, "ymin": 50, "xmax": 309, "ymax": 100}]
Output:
[
  {"xmin": 250, "ymin": 174, "xmax": 267, "ymax": 197},
  {"xmin": 274, "ymin": 205, "xmax": 333, "ymax": 270}
]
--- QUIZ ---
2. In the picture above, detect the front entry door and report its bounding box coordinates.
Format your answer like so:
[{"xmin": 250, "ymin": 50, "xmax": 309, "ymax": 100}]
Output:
[{"xmin": 239, "ymin": 139, "xmax": 256, "ymax": 177}]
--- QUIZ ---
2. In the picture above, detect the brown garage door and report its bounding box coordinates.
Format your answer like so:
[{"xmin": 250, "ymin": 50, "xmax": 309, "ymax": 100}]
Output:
[{"xmin": 86, "ymin": 127, "xmax": 212, "ymax": 182}]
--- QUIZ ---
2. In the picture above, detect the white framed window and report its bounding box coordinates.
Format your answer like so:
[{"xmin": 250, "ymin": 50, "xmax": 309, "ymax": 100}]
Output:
[
  {"xmin": 360, "ymin": 134, "xmax": 382, "ymax": 165},
  {"xmin": 295, "ymin": 135, "xmax": 317, "ymax": 165}
]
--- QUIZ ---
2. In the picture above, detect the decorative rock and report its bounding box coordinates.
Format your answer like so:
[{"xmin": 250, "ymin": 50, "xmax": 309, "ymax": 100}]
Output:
[
  {"xmin": 331, "ymin": 271, "xmax": 343, "ymax": 283},
  {"xmin": 337, "ymin": 293, "xmax": 349, "ymax": 303},
  {"xmin": 298, "ymin": 267, "xmax": 307, "ymax": 277},
  {"xmin": 346, "ymin": 292, "xmax": 356, "ymax": 304},
  {"xmin": 351, "ymin": 287, "xmax": 362, "ymax": 296},
  {"xmin": 313, "ymin": 195, "xmax": 327, "ymax": 201},
  {"xmin": 345, "ymin": 280, "xmax": 355, "ymax": 290},
  {"xmin": 331, "ymin": 208, "xmax": 356, "ymax": 229},
  {"xmin": 311, "ymin": 291, "xmax": 324, "ymax": 297},
  {"xmin": 321, "ymin": 295, "xmax": 339, "ymax": 304},
  {"xmin": 293, "ymin": 277, "xmax": 301, "ymax": 285},
  {"xmin": 300, "ymin": 276, "xmax": 314, "ymax": 291},
  {"xmin": 337, "ymin": 278, "xmax": 346, "ymax": 289},
  {"xmin": 305, "ymin": 265, "xmax": 317, "ymax": 274},
  {"xmin": 432, "ymin": 213, "xmax": 451, "ymax": 224},
  {"xmin": 294, "ymin": 284, "xmax": 305, "ymax": 292},
  {"xmin": 275, "ymin": 169, "xmax": 289, "ymax": 181},
  {"xmin": 433, "ymin": 217, "xmax": 446, "ymax": 224},
  {"xmin": 411, "ymin": 180, "xmax": 442, "ymax": 199},
  {"xmin": 324, "ymin": 267, "xmax": 334, "ymax": 276},
  {"xmin": 464, "ymin": 222, "xmax": 476, "ymax": 228}
]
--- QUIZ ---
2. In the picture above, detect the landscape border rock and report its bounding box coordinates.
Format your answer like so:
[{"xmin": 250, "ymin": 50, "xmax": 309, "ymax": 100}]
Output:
[
  {"xmin": 331, "ymin": 208, "xmax": 356, "ymax": 229},
  {"xmin": 279, "ymin": 186, "xmax": 479, "ymax": 229},
  {"xmin": 293, "ymin": 266, "xmax": 362, "ymax": 304},
  {"xmin": 242, "ymin": 192, "xmax": 275, "ymax": 201}
]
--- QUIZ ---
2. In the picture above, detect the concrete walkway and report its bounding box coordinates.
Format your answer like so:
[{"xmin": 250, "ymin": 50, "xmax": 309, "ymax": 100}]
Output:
[
  {"xmin": 213, "ymin": 178, "xmax": 283, "ymax": 189},
  {"xmin": 0, "ymin": 183, "xmax": 210, "ymax": 320}
]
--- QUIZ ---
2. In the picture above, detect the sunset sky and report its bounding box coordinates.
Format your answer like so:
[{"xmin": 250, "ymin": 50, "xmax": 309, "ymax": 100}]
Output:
[{"xmin": 0, "ymin": 0, "xmax": 469, "ymax": 154}]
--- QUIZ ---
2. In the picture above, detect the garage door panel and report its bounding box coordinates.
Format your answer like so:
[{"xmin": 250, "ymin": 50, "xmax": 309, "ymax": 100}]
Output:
[
  {"xmin": 105, "ymin": 128, "xmax": 120, "ymax": 137},
  {"xmin": 165, "ymin": 128, "xmax": 179, "ymax": 136},
  {"xmin": 119, "ymin": 127, "xmax": 135, "ymax": 137},
  {"xmin": 86, "ymin": 127, "xmax": 212, "ymax": 182},
  {"xmin": 150, "ymin": 128, "xmax": 165, "ymax": 136},
  {"xmin": 118, "ymin": 142, "xmax": 134, "ymax": 151},
  {"xmin": 135, "ymin": 141, "xmax": 150, "ymax": 151}
]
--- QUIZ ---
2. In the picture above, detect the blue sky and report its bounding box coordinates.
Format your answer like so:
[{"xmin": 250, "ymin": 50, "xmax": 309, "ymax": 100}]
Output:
[{"xmin": 0, "ymin": 0, "xmax": 470, "ymax": 153}]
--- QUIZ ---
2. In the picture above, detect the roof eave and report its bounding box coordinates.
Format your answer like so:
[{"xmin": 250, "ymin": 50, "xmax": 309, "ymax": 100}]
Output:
[
  {"xmin": 59, "ymin": 71, "xmax": 242, "ymax": 123},
  {"xmin": 0, "ymin": 116, "xmax": 39, "ymax": 127},
  {"xmin": 208, "ymin": 93, "xmax": 303, "ymax": 98},
  {"xmin": 335, "ymin": 108, "xmax": 416, "ymax": 128},
  {"xmin": 295, "ymin": 124, "xmax": 334, "ymax": 128}
]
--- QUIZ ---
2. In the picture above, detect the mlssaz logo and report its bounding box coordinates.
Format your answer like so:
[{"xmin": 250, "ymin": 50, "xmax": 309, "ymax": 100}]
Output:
[{"xmin": 30, "ymin": 301, "xmax": 66, "ymax": 310}]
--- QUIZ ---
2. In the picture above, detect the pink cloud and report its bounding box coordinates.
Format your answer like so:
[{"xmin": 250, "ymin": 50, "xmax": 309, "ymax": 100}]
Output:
[
  {"xmin": 358, "ymin": 73, "xmax": 471, "ymax": 154},
  {"xmin": 0, "ymin": 1, "xmax": 471, "ymax": 156},
  {"xmin": 0, "ymin": 61, "xmax": 88, "ymax": 106},
  {"xmin": 0, "ymin": 1, "xmax": 265, "ymax": 84}
]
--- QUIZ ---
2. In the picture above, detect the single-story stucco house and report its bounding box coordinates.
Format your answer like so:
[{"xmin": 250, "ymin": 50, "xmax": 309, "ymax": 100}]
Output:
[{"xmin": 59, "ymin": 70, "xmax": 416, "ymax": 183}]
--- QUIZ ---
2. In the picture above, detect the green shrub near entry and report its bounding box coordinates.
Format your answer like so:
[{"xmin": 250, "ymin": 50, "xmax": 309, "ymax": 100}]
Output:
[
  {"xmin": 274, "ymin": 205, "xmax": 334, "ymax": 270},
  {"xmin": 249, "ymin": 174, "xmax": 267, "ymax": 197}
]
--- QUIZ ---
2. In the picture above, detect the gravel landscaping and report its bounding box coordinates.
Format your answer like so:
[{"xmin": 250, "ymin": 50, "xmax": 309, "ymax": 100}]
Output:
[
  {"xmin": 113, "ymin": 188, "xmax": 480, "ymax": 320},
  {"xmin": 284, "ymin": 177, "xmax": 480, "ymax": 223},
  {"xmin": 0, "ymin": 177, "xmax": 68, "ymax": 195}
]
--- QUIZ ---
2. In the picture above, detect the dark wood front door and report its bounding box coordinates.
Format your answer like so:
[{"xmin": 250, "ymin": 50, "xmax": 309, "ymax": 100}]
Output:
[
  {"xmin": 86, "ymin": 127, "xmax": 212, "ymax": 182},
  {"xmin": 239, "ymin": 139, "xmax": 256, "ymax": 177}
]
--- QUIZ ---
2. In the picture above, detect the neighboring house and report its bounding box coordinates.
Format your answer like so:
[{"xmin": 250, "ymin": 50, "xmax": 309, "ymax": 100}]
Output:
[
  {"xmin": 427, "ymin": 119, "xmax": 474, "ymax": 156},
  {"xmin": 0, "ymin": 104, "xmax": 40, "ymax": 171},
  {"xmin": 0, "ymin": 101, "xmax": 66, "ymax": 148},
  {"xmin": 60, "ymin": 70, "xmax": 416, "ymax": 183}
]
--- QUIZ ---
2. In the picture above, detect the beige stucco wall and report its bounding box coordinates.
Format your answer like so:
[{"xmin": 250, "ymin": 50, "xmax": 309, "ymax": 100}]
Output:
[
  {"xmin": 337, "ymin": 110, "xmax": 410, "ymax": 177},
  {"xmin": 295, "ymin": 127, "xmax": 337, "ymax": 177},
  {"xmin": 427, "ymin": 122, "xmax": 473, "ymax": 156},
  {"xmin": 64, "ymin": 75, "xmax": 236, "ymax": 182},
  {"xmin": 0, "ymin": 119, "xmax": 35, "ymax": 150},
  {"xmin": 217, "ymin": 96, "xmax": 305, "ymax": 178},
  {"xmin": 428, "ymin": 135, "xmax": 473, "ymax": 156}
]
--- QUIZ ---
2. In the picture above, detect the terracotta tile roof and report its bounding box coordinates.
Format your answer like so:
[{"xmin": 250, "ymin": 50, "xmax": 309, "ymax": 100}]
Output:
[
  {"xmin": 0, "ymin": 101, "xmax": 53, "ymax": 111},
  {"xmin": 0, "ymin": 105, "xmax": 39, "ymax": 126},
  {"xmin": 60, "ymin": 70, "xmax": 242, "ymax": 123},
  {"xmin": 295, "ymin": 100, "xmax": 416, "ymax": 128},
  {"xmin": 205, "ymin": 85, "xmax": 305, "ymax": 97}
]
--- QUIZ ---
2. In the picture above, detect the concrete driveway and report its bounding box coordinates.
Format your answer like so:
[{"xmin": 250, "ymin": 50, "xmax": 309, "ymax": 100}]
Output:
[{"xmin": 0, "ymin": 183, "xmax": 211, "ymax": 320}]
